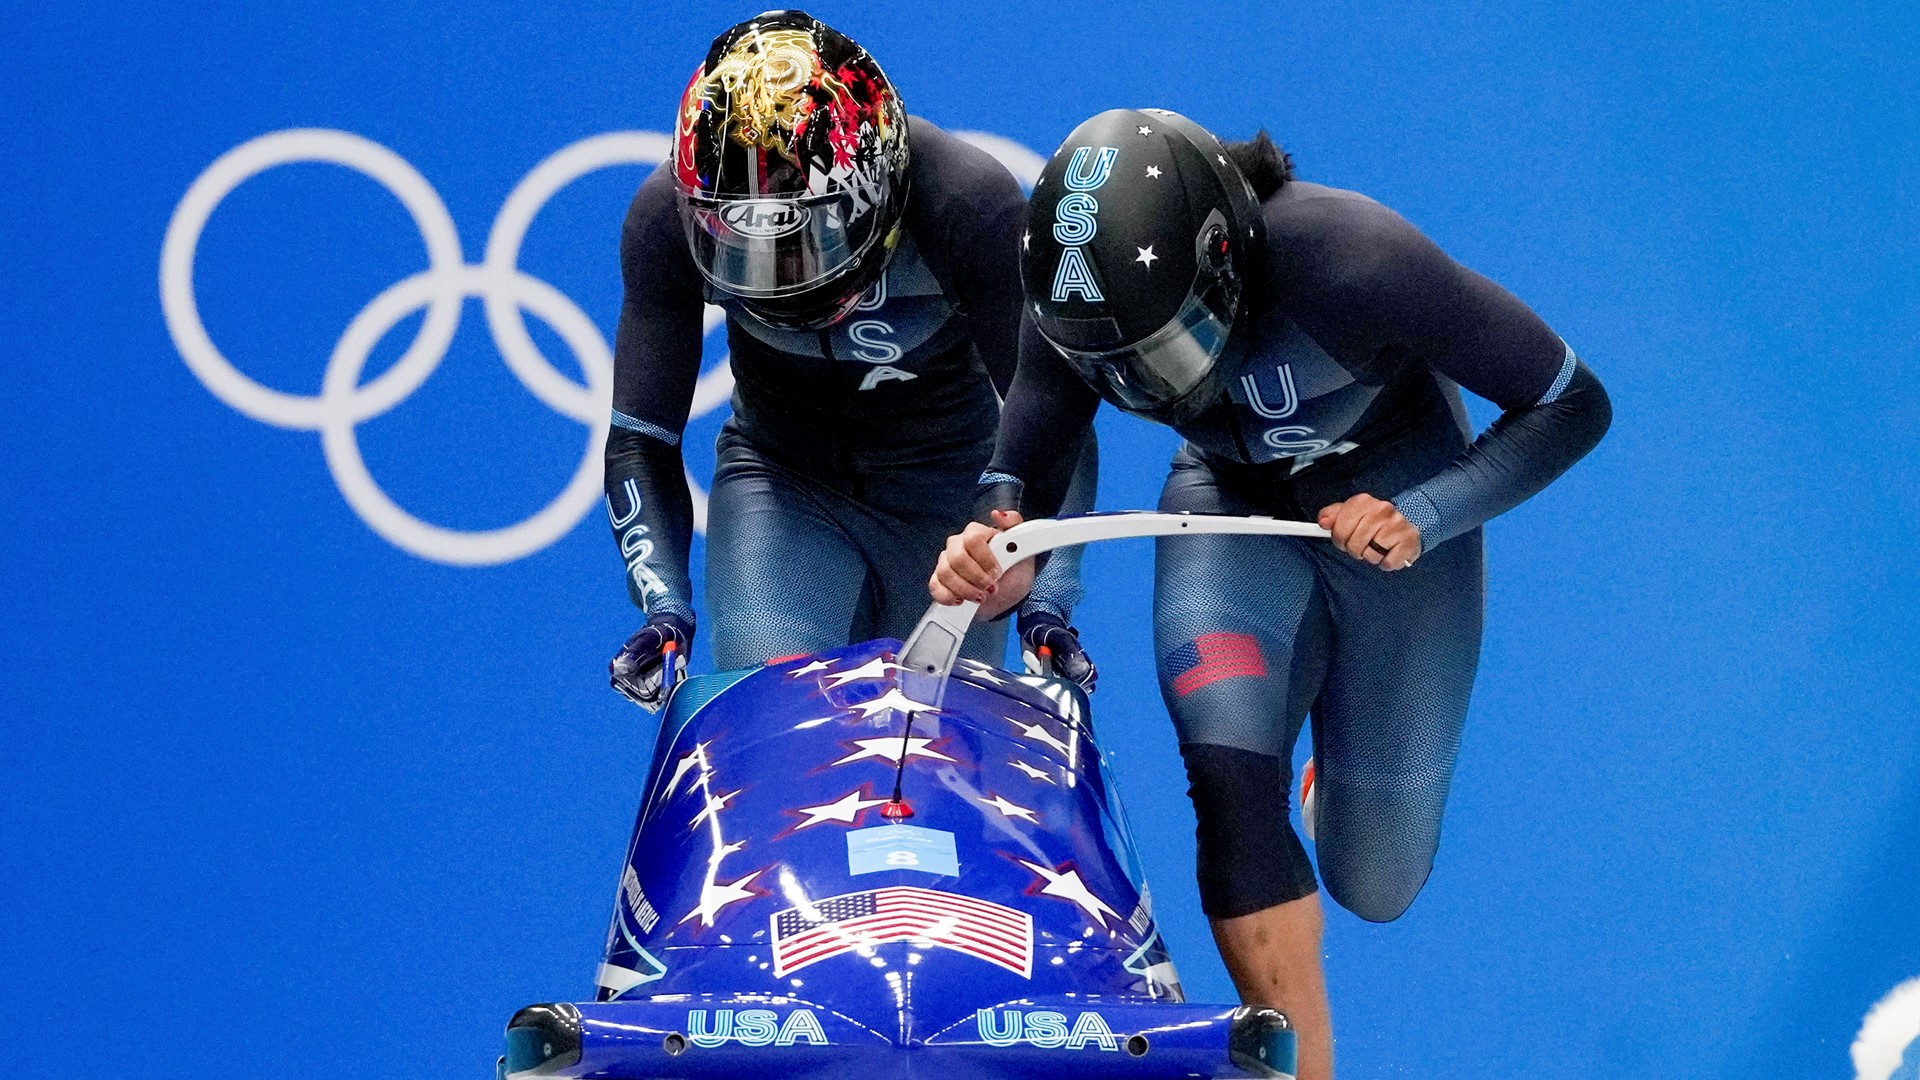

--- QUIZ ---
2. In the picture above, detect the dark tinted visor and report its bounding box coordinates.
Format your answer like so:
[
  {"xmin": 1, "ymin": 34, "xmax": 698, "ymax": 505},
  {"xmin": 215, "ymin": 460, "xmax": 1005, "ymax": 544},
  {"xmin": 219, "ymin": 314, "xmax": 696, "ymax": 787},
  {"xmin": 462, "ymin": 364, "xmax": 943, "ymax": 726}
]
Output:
[{"xmin": 1041, "ymin": 274, "xmax": 1236, "ymax": 413}]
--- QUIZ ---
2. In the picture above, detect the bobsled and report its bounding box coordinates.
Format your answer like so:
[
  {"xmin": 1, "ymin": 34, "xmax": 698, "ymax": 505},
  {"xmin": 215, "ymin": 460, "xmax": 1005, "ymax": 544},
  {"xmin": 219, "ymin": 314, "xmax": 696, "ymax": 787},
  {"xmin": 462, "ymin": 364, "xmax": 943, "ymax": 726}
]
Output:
[{"xmin": 502, "ymin": 514, "xmax": 1330, "ymax": 1080}]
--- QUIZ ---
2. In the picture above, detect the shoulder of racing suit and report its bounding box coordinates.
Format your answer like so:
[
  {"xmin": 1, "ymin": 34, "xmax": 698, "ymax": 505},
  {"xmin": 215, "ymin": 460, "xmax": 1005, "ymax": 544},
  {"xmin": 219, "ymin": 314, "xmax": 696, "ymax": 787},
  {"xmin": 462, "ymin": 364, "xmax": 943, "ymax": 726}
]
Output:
[{"xmin": 1173, "ymin": 180, "xmax": 1569, "ymax": 468}]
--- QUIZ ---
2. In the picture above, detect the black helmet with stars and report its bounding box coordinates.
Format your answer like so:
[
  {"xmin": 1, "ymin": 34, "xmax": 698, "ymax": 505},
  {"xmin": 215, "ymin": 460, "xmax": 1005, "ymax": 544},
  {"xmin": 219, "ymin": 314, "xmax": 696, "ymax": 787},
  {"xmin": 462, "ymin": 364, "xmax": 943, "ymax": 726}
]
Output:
[{"xmin": 1021, "ymin": 108, "xmax": 1266, "ymax": 427}]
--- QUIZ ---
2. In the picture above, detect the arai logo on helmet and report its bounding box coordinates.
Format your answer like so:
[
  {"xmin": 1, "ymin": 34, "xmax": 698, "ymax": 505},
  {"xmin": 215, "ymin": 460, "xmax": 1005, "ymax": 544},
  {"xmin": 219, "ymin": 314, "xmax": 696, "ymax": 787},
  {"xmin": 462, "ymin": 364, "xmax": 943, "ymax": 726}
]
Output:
[{"xmin": 720, "ymin": 199, "xmax": 811, "ymax": 239}]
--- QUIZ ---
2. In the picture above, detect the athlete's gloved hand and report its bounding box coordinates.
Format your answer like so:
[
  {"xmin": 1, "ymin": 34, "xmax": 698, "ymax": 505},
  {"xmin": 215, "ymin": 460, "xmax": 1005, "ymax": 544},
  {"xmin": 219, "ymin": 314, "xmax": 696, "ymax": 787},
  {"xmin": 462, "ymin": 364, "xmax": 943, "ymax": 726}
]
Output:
[
  {"xmin": 1019, "ymin": 610, "xmax": 1097, "ymax": 694},
  {"xmin": 609, "ymin": 613, "xmax": 693, "ymax": 712}
]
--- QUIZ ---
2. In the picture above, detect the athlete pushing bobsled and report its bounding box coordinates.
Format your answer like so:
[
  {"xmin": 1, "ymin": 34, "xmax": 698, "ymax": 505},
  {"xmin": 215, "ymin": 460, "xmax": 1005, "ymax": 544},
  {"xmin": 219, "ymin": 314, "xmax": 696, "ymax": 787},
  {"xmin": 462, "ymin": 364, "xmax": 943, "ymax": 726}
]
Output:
[
  {"xmin": 602, "ymin": 10, "xmax": 1098, "ymax": 711},
  {"xmin": 931, "ymin": 110, "xmax": 1612, "ymax": 1078}
]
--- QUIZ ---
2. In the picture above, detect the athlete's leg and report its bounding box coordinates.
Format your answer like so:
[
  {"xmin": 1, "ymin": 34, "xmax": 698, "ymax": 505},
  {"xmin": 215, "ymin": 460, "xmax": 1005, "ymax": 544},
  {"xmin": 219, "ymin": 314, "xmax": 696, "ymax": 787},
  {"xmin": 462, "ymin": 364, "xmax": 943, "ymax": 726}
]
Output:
[
  {"xmin": 1307, "ymin": 527, "xmax": 1485, "ymax": 923},
  {"xmin": 1211, "ymin": 895, "xmax": 1331, "ymax": 1078},
  {"xmin": 1154, "ymin": 450, "xmax": 1335, "ymax": 1080},
  {"xmin": 704, "ymin": 433, "xmax": 873, "ymax": 669}
]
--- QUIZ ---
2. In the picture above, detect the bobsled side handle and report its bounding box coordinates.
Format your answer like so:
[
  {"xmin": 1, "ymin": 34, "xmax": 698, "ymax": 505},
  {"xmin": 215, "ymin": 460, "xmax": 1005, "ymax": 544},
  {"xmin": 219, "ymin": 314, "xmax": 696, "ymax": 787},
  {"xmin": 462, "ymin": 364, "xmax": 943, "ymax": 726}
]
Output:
[
  {"xmin": 899, "ymin": 597, "xmax": 979, "ymax": 709},
  {"xmin": 987, "ymin": 512, "xmax": 1329, "ymax": 572},
  {"xmin": 901, "ymin": 513, "xmax": 1331, "ymax": 705}
]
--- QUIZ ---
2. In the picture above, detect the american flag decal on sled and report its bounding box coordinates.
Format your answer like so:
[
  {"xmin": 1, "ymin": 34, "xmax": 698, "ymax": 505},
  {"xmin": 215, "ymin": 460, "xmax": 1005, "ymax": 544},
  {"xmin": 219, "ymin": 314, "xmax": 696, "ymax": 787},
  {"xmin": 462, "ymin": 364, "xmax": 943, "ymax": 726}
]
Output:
[{"xmin": 770, "ymin": 887, "xmax": 1034, "ymax": 978}]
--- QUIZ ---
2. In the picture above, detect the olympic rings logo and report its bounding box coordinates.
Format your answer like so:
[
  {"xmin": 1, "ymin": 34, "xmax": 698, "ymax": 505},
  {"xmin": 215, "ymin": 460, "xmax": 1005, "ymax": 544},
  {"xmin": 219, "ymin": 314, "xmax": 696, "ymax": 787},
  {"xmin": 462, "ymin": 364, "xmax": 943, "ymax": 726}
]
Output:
[{"xmin": 160, "ymin": 128, "xmax": 1042, "ymax": 566}]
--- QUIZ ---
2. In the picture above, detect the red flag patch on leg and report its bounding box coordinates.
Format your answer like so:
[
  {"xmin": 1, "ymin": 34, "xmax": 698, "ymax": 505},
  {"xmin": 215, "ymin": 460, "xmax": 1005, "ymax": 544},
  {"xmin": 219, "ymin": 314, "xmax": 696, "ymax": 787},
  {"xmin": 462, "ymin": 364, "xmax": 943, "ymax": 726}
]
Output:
[{"xmin": 1165, "ymin": 632, "xmax": 1268, "ymax": 696}]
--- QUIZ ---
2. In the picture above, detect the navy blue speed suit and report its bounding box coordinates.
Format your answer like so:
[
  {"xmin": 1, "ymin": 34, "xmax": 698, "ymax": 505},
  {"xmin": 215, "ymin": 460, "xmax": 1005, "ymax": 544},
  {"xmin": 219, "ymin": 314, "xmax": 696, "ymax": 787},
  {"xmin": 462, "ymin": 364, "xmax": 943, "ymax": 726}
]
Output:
[
  {"xmin": 990, "ymin": 180, "xmax": 1611, "ymax": 923},
  {"xmin": 605, "ymin": 120, "xmax": 1092, "ymax": 670}
]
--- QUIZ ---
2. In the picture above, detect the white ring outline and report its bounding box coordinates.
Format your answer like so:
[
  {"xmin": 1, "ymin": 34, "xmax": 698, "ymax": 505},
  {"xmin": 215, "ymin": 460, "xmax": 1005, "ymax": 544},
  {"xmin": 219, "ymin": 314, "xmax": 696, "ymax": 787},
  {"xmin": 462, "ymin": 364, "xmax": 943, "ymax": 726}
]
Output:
[
  {"xmin": 483, "ymin": 132, "xmax": 669, "ymax": 423},
  {"xmin": 160, "ymin": 129, "xmax": 466, "ymax": 429},
  {"xmin": 319, "ymin": 265, "xmax": 611, "ymax": 564}
]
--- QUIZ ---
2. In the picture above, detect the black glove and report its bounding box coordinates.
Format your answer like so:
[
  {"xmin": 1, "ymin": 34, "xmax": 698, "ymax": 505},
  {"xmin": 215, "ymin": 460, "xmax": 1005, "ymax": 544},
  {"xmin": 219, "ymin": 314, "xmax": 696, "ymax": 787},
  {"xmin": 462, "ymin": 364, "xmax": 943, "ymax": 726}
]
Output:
[
  {"xmin": 609, "ymin": 613, "xmax": 693, "ymax": 712},
  {"xmin": 1018, "ymin": 610, "xmax": 1097, "ymax": 694}
]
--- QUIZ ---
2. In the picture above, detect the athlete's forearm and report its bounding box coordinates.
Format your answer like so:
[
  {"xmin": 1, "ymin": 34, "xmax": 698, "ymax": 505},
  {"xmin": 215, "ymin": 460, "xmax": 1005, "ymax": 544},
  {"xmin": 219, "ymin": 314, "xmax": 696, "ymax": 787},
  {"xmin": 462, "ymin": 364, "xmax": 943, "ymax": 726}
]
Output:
[
  {"xmin": 1019, "ymin": 431, "xmax": 1099, "ymax": 622},
  {"xmin": 1393, "ymin": 350, "xmax": 1611, "ymax": 548},
  {"xmin": 978, "ymin": 321, "xmax": 1102, "ymax": 522},
  {"xmin": 604, "ymin": 425, "xmax": 696, "ymax": 623}
]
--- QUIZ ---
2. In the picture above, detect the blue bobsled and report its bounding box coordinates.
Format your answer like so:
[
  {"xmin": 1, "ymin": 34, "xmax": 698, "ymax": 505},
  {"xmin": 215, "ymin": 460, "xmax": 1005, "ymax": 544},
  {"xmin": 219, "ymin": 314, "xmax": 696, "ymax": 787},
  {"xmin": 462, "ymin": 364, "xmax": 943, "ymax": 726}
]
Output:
[{"xmin": 501, "ymin": 637, "xmax": 1296, "ymax": 1080}]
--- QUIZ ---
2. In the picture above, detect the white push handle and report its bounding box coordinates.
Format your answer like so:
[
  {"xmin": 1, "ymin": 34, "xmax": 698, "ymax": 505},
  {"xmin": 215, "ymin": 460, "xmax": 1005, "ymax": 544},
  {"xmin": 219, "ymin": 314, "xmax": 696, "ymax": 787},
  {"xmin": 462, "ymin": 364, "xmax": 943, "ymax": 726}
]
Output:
[{"xmin": 898, "ymin": 512, "xmax": 1331, "ymax": 706}]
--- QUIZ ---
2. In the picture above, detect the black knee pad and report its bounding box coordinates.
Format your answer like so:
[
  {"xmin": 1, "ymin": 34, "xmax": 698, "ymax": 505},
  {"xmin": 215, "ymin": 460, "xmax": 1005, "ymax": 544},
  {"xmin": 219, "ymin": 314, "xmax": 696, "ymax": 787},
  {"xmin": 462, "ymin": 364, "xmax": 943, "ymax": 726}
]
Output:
[{"xmin": 1179, "ymin": 743, "xmax": 1319, "ymax": 919}]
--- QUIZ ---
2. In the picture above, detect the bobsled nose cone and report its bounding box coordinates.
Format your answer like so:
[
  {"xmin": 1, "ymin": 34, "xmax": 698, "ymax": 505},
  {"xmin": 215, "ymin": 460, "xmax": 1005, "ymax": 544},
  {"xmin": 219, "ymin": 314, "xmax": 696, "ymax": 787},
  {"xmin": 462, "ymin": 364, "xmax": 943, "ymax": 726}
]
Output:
[
  {"xmin": 503, "ymin": 1003, "xmax": 582, "ymax": 1077},
  {"xmin": 1228, "ymin": 1006, "xmax": 1298, "ymax": 1079}
]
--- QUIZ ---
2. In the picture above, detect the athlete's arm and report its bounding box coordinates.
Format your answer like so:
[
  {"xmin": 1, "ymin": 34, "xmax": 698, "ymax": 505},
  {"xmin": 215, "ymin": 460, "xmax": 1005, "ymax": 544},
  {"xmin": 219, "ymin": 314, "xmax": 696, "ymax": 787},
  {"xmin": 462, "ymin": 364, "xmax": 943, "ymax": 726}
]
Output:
[
  {"xmin": 981, "ymin": 320, "xmax": 1104, "ymax": 521},
  {"xmin": 932, "ymin": 320, "xmax": 1102, "ymax": 610},
  {"xmin": 915, "ymin": 126, "xmax": 1103, "ymax": 629},
  {"xmin": 1292, "ymin": 198, "xmax": 1612, "ymax": 554},
  {"xmin": 965, "ymin": 201, "xmax": 1100, "ymax": 629},
  {"xmin": 604, "ymin": 167, "xmax": 704, "ymax": 624}
]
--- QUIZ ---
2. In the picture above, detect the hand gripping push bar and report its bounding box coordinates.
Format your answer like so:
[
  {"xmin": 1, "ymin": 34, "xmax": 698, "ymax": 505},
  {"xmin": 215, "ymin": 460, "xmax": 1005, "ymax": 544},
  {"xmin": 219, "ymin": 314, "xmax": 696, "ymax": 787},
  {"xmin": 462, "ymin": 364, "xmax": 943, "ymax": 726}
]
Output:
[{"xmin": 900, "ymin": 511, "xmax": 1332, "ymax": 707}]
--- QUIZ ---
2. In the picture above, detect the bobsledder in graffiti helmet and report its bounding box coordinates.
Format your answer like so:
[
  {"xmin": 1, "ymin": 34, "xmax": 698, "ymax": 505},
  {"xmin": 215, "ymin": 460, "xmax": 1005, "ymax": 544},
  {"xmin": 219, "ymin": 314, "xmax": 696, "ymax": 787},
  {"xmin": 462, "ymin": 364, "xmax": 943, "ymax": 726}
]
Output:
[
  {"xmin": 673, "ymin": 9, "xmax": 912, "ymax": 330},
  {"xmin": 1022, "ymin": 108, "xmax": 1265, "ymax": 426},
  {"xmin": 605, "ymin": 9, "xmax": 1099, "ymax": 706}
]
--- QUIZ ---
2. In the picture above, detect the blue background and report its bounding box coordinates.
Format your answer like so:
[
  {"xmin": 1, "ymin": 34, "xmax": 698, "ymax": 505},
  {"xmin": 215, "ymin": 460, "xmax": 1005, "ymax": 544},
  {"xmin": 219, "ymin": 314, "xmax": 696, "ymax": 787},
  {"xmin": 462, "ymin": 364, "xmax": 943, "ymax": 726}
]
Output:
[{"xmin": 6, "ymin": 2, "xmax": 1918, "ymax": 1077}]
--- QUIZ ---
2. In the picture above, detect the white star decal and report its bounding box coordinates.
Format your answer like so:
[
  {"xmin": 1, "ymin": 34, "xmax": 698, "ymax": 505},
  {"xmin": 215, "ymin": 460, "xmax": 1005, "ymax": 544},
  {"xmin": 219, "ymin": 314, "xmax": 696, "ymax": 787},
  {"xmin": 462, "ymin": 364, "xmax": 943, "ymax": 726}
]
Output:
[
  {"xmin": 688, "ymin": 788, "xmax": 740, "ymax": 828},
  {"xmin": 1022, "ymin": 230, "xmax": 1030, "ymax": 250},
  {"xmin": 655, "ymin": 744, "xmax": 711, "ymax": 804},
  {"xmin": 1008, "ymin": 718, "xmax": 1073, "ymax": 757},
  {"xmin": 959, "ymin": 660, "xmax": 1006, "ymax": 685},
  {"xmin": 1145, "ymin": 165, "xmax": 1162, "ymax": 179},
  {"xmin": 832, "ymin": 736, "xmax": 956, "ymax": 766},
  {"xmin": 679, "ymin": 869, "xmax": 763, "ymax": 928},
  {"xmin": 787, "ymin": 660, "xmax": 833, "ymax": 677},
  {"xmin": 1135, "ymin": 245, "xmax": 1158, "ymax": 268},
  {"xmin": 793, "ymin": 790, "xmax": 889, "ymax": 830},
  {"xmin": 823, "ymin": 657, "xmax": 902, "ymax": 688},
  {"xmin": 848, "ymin": 687, "xmax": 937, "ymax": 719},
  {"xmin": 1009, "ymin": 758, "xmax": 1055, "ymax": 784},
  {"xmin": 1217, "ymin": 154, "xmax": 1228, "ymax": 166},
  {"xmin": 1019, "ymin": 861, "xmax": 1120, "ymax": 928},
  {"xmin": 978, "ymin": 794, "xmax": 1039, "ymax": 823},
  {"xmin": 1138, "ymin": 125, "xmax": 1153, "ymax": 135}
]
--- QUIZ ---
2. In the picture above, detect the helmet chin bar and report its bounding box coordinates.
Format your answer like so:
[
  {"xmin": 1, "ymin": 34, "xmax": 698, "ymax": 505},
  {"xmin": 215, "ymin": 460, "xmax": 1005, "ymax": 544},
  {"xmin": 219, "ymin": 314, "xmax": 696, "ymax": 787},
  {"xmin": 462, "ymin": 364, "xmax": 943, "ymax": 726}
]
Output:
[
  {"xmin": 735, "ymin": 229, "xmax": 900, "ymax": 331},
  {"xmin": 739, "ymin": 286, "xmax": 866, "ymax": 332},
  {"xmin": 899, "ymin": 511, "xmax": 1332, "ymax": 707}
]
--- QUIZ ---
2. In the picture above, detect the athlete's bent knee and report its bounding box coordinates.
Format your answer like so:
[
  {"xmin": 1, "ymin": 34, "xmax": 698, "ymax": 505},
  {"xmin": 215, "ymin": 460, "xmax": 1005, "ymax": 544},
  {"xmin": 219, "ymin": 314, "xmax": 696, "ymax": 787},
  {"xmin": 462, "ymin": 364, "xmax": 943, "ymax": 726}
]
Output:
[
  {"xmin": 1319, "ymin": 857, "xmax": 1433, "ymax": 923},
  {"xmin": 1180, "ymin": 743, "xmax": 1319, "ymax": 918}
]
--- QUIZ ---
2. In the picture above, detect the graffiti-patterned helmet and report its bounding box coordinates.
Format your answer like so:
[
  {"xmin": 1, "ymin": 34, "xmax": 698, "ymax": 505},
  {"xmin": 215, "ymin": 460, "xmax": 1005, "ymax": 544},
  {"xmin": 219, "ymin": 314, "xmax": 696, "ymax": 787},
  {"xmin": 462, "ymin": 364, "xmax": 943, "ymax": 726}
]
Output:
[{"xmin": 674, "ymin": 11, "xmax": 911, "ymax": 330}]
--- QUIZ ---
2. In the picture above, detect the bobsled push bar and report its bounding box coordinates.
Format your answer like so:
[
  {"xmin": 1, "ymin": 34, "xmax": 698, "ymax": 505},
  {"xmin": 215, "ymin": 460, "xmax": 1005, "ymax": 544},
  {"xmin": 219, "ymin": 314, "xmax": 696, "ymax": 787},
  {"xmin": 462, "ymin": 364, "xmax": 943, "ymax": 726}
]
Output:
[{"xmin": 901, "ymin": 511, "xmax": 1331, "ymax": 707}]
